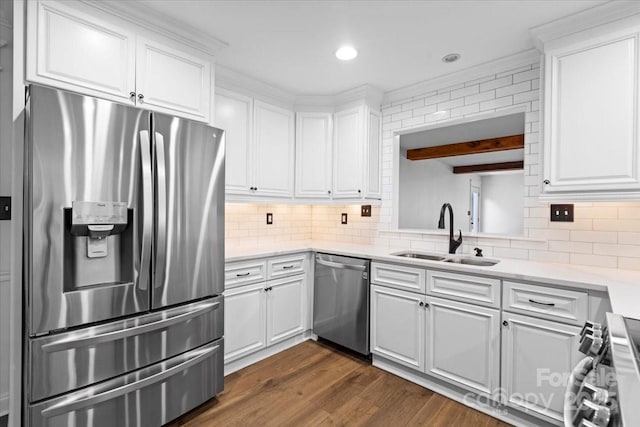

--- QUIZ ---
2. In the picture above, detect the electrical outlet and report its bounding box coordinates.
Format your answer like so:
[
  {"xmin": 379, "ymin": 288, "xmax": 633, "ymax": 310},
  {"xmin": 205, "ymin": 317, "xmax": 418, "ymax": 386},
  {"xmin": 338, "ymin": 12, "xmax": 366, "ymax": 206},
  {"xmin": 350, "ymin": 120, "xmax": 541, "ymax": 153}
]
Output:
[
  {"xmin": 266, "ymin": 212, "xmax": 273, "ymax": 225},
  {"xmin": 361, "ymin": 205, "xmax": 371, "ymax": 217},
  {"xmin": 0, "ymin": 197, "xmax": 10, "ymax": 220},
  {"xmin": 550, "ymin": 204, "xmax": 574, "ymax": 222},
  {"xmin": 341, "ymin": 213, "xmax": 348, "ymax": 224}
]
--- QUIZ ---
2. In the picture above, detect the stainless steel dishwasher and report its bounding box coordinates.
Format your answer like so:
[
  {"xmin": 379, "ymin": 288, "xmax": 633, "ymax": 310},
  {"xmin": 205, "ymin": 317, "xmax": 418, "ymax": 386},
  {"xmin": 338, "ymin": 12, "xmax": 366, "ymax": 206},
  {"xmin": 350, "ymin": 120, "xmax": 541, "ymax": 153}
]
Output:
[{"xmin": 313, "ymin": 253, "xmax": 370, "ymax": 356}]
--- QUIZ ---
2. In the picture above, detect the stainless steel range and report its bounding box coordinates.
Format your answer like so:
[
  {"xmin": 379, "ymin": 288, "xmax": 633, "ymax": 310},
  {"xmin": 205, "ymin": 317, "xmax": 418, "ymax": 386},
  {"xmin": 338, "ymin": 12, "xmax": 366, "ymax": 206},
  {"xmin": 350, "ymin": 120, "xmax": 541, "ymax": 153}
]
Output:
[
  {"xmin": 23, "ymin": 85, "xmax": 225, "ymax": 426},
  {"xmin": 564, "ymin": 314, "xmax": 640, "ymax": 426}
]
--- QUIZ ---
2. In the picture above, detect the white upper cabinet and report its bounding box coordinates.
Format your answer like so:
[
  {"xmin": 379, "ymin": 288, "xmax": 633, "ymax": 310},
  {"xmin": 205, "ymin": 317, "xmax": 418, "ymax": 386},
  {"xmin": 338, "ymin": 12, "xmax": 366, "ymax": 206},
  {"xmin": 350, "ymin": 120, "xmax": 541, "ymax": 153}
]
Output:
[
  {"xmin": 253, "ymin": 100, "xmax": 295, "ymax": 197},
  {"xmin": 541, "ymin": 19, "xmax": 640, "ymax": 199},
  {"xmin": 333, "ymin": 104, "xmax": 382, "ymax": 199},
  {"xmin": 135, "ymin": 36, "xmax": 211, "ymax": 121},
  {"xmin": 295, "ymin": 112, "xmax": 333, "ymax": 199},
  {"xmin": 27, "ymin": 0, "xmax": 136, "ymax": 103},
  {"xmin": 333, "ymin": 106, "xmax": 364, "ymax": 198},
  {"xmin": 215, "ymin": 89, "xmax": 253, "ymax": 195},
  {"xmin": 365, "ymin": 109, "xmax": 382, "ymax": 199},
  {"xmin": 27, "ymin": 0, "xmax": 213, "ymax": 123}
]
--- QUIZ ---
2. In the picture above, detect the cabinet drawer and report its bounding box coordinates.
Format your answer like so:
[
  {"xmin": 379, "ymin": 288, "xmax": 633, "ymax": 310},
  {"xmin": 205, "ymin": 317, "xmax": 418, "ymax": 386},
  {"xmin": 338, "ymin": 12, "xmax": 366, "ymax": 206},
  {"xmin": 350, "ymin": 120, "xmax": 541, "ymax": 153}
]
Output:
[
  {"xmin": 427, "ymin": 270, "xmax": 500, "ymax": 308},
  {"xmin": 267, "ymin": 254, "xmax": 307, "ymax": 279},
  {"xmin": 225, "ymin": 260, "xmax": 267, "ymax": 289},
  {"xmin": 371, "ymin": 262, "xmax": 426, "ymax": 293},
  {"xmin": 503, "ymin": 281, "xmax": 588, "ymax": 325}
]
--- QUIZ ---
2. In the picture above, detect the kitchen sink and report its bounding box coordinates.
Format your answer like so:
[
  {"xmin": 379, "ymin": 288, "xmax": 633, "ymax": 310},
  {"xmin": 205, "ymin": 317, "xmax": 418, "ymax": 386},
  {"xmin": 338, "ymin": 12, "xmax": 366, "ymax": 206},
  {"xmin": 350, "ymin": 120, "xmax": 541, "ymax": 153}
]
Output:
[
  {"xmin": 391, "ymin": 251, "xmax": 446, "ymax": 261},
  {"xmin": 443, "ymin": 257, "xmax": 499, "ymax": 267},
  {"xmin": 390, "ymin": 251, "xmax": 499, "ymax": 267}
]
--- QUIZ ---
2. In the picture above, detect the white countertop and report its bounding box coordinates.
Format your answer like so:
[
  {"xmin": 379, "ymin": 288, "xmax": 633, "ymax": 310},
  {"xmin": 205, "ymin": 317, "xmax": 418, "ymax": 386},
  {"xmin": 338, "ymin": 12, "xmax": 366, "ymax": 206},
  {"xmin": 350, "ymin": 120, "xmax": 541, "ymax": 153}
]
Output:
[{"xmin": 225, "ymin": 240, "xmax": 640, "ymax": 320}]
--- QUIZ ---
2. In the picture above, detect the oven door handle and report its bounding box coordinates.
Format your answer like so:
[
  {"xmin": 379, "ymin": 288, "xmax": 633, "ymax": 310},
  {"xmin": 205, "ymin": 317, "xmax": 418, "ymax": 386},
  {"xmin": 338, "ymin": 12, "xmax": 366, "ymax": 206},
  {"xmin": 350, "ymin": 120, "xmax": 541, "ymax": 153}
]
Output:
[{"xmin": 563, "ymin": 356, "xmax": 594, "ymax": 427}]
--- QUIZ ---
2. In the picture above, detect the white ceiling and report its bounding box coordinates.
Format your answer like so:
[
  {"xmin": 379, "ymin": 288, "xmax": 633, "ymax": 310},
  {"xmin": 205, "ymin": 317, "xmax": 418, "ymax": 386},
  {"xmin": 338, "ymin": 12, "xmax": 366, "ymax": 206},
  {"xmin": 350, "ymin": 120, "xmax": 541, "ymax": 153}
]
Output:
[{"xmin": 140, "ymin": 0, "xmax": 605, "ymax": 96}]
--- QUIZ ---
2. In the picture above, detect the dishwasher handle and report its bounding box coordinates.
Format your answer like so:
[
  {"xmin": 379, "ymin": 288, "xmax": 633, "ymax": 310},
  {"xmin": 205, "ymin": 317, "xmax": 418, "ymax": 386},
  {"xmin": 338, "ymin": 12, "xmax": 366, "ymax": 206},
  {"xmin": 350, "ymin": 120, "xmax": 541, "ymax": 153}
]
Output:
[{"xmin": 316, "ymin": 258, "xmax": 366, "ymax": 272}]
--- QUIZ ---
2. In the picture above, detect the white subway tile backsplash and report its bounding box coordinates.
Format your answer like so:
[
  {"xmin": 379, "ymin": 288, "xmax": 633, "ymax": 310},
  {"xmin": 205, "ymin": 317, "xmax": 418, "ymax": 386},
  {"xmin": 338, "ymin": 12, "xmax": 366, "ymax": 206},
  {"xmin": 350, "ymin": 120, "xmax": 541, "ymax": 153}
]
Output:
[
  {"xmin": 513, "ymin": 68, "xmax": 540, "ymax": 83},
  {"xmin": 225, "ymin": 59, "xmax": 640, "ymax": 271},
  {"xmin": 480, "ymin": 96, "xmax": 513, "ymax": 111},
  {"xmin": 495, "ymin": 81, "xmax": 531, "ymax": 97},
  {"xmin": 479, "ymin": 75, "xmax": 513, "ymax": 91}
]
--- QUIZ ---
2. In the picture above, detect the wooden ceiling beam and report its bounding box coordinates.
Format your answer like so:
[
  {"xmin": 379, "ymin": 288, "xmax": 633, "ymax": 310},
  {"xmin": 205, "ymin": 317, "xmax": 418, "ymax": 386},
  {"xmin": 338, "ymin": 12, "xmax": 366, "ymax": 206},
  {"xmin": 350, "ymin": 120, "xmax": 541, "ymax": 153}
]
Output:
[
  {"xmin": 452, "ymin": 161, "xmax": 524, "ymax": 174},
  {"xmin": 406, "ymin": 134, "xmax": 524, "ymax": 161}
]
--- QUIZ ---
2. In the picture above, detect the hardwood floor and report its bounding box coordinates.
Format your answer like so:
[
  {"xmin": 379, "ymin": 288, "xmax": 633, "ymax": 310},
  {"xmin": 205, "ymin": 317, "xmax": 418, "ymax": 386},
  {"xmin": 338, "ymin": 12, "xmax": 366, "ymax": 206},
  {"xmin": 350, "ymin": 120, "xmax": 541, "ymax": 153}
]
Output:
[{"xmin": 168, "ymin": 340, "xmax": 511, "ymax": 427}]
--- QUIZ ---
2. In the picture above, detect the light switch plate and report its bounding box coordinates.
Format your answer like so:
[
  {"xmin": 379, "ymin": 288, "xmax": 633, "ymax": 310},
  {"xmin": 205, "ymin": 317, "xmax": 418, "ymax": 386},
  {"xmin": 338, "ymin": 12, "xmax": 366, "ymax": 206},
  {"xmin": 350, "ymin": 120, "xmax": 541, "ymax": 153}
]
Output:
[
  {"xmin": 341, "ymin": 213, "xmax": 348, "ymax": 224},
  {"xmin": 550, "ymin": 204, "xmax": 574, "ymax": 222},
  {"xmin": 361, "ymin": 205, "xmax": 371, "ymax": 217},
  {"xmin": 266, "ymin": 213, "xmax": 273, "ymax": 225},
  {"xmin": 0, "ymin": 197, "xmax": 10, "ymax": 220}
]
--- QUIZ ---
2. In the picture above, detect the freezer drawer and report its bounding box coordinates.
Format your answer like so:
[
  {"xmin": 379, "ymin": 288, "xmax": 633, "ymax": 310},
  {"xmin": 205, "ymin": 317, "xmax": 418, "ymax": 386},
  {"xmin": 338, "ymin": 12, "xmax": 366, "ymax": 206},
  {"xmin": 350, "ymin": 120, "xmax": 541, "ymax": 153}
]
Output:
[
  {"xmin": 29, "ymin": 339, "xmax": 224, "ymax": 427},
  {"xmin": 29, "ymin": 297, "xmax": 223, "ymax": 402}
]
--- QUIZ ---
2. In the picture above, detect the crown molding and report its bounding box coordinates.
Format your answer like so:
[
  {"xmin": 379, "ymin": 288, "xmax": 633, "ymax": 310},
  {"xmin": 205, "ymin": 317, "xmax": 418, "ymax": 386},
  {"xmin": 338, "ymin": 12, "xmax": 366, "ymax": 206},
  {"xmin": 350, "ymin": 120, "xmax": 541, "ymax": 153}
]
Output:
[
  {"xmin": 216, "ymin": 64, "xmax": 296, "ymax": 108},
  {"xmin": 80, "ymin": 0, "xmax": 228, "ymax": 57},
  {"xmin": 530, "ymin": 1, "xmax": 640, "ymax": 50},
  {"xmin": 383, "ymin": 49, "xmax": 540, "ymax": 105}
]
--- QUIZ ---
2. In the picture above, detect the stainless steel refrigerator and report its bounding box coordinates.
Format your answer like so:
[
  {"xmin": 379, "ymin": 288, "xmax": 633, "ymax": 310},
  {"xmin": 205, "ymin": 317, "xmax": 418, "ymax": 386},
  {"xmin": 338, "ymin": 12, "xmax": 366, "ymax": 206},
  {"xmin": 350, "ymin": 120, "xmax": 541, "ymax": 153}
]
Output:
[{"xmin": 23, "ymin": 85, "xmax": 225, "ymax": 426}]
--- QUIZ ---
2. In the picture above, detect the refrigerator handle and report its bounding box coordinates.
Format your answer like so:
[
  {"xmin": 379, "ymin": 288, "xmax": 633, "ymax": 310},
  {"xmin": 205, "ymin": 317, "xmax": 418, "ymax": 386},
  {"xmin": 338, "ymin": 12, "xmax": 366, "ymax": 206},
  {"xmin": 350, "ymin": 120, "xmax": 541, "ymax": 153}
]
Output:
[
  {"xmin": 154, "ymin": 132, "xmax": 167, "ymax": 289},
  {"xmin": 40, "ymin": 341, "xmax": 221, "ymax": 419},
  {"xmin": 139, "ymin": 130, "xmax": 153, "ymax": 291}
]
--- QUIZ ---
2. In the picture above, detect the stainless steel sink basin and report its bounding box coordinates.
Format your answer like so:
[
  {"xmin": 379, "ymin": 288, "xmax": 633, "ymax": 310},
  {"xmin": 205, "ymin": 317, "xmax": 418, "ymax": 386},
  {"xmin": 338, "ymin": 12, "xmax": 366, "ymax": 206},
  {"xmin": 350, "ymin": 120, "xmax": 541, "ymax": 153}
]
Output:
[
  {"xmin": 391, "ymin": 251, "xmax": 446, "ymax": 261},
  {"xmin": 443, "ymin": 257, "xmax": 499, "ymax": 267}
]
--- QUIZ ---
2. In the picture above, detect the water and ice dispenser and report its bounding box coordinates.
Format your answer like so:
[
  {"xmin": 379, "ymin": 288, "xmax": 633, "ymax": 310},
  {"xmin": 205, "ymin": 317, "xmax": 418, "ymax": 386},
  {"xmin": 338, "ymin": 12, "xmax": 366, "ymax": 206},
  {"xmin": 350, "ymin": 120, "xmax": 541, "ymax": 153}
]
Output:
[{"xmin": 64, "ymin": 201, "xmax": 134, "ymax": 289}]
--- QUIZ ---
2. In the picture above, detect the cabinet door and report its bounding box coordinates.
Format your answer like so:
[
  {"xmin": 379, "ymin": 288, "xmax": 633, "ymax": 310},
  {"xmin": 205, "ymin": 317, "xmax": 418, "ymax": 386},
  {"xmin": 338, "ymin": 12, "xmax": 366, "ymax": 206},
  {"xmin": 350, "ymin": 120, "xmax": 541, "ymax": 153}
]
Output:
[
  {"xmin": 266, "ymin": 275, "xmax": 306, "ymax": 345},
  {"xmin": 365, "ymin": 109, "xmax": 382, "ymax": 199},
  {"xmin": 215, "ymin": 89, "xmax": 253, "ymax": 195},
  {"xmin": 424, "ymin": 297, "xmax": 500, "ymax": 398},
  {"xmin": 253, "ymin": 101, "xmax": 295, "ymax": 197},
  {"xmin": 224, "ymin": 283, "xmax": 267, "ymax": 363},
  {"xmin": 27, "ymin": 0, "xmax": 136, "ymax": 103},
  {"xmin": 501, "ymin": 312, "xmax": 581, "ymax": 422},
  {"xmin": 370, "ymin": 285, "xmax": 425, "ymax": 371},
  {"xmin": 333, "ymin": 106, "xmax": 364, "ymax": 198},
  {"xmin": 543, "ymin": 28, "xmax": 640, "ymax": 195},
  {"xmin": 136, "ymin": 36, "xmax": 211, "ymax": 122},
  {"xmin": 295, "ymin": 112, "xmax": 333, "ymax": 198}
]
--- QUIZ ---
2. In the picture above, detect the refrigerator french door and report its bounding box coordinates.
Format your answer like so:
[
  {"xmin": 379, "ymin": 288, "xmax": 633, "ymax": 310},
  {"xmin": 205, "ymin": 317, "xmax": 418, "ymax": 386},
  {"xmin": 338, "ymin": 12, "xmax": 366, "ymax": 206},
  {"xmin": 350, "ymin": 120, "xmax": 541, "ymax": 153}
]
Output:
[{"xmin": 24, "ymin": 85, "xmax": 225, "ymax": 426}]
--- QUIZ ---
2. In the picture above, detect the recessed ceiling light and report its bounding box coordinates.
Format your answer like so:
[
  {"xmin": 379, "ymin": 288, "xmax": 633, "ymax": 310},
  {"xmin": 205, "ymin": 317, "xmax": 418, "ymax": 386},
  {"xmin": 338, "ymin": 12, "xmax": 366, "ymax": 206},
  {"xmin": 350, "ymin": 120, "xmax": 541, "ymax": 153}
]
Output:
[
  {"xmin": 336, "ymin": 46, "xmax": 358, "ymax": 61},
  {"xmin": 442, "ymin": 53, "xmax": 461, "ymax": 63}
]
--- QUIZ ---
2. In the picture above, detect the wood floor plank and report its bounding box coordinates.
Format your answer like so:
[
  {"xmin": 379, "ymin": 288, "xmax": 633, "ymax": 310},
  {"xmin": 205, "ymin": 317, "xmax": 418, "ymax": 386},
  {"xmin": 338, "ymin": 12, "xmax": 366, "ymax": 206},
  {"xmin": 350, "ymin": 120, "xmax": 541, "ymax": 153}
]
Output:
[{"xmin": 169, "ymin": 341, "xmax": 511, "ymax": 427}]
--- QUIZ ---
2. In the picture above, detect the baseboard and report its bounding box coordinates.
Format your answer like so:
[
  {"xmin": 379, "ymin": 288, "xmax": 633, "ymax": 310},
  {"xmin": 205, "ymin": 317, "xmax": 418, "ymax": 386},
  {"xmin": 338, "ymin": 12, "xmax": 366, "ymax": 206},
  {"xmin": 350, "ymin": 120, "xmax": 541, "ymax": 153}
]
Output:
[
  {"xmin": 224, "ymin": 331, "xmax": 313, "ymax": 376},
  {"xmin": 0, "ymin": 392, "xmax": 8, "ymax": 416},
  {"xmin": 373, "ymin": 356, "xmax": 558, "ymax": 427}
]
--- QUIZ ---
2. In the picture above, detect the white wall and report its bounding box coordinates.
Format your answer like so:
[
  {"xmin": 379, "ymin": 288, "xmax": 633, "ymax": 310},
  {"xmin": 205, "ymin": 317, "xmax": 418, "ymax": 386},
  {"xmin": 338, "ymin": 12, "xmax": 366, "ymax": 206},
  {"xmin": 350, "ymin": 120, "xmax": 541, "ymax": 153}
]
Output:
[
  {"xmin": 399, "ymin": 156, "xmax": 477, "ymax": 231},
  {"xmin": 480, "ymin": 173, "xmax": 524, "ymax": 235}
]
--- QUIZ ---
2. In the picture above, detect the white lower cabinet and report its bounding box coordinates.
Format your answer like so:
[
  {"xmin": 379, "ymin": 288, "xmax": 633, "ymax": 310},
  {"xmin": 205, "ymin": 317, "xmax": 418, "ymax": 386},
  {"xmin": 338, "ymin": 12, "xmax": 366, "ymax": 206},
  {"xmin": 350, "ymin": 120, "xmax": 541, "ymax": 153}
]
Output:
[
  {"xmin": 266, "ymin": 275, "xmax": 306, "ymax": 346},
  {"xmin": 224, "ymin": 255, "xmax": 308, "ymax": 365},
  {"xmin": 370, "ymin": 285, "xmax": 425, "ymax": 371},
  {"xmin": 424, "ymin": 296, "xmax": 500, "ymax": 397},
  {"xmin": 224, "ymin": 283, "xmax": 267, "ymax": 362},
  {"xmin": 501, "ymin": 312, "xmax": 582, "ymax": 422}
]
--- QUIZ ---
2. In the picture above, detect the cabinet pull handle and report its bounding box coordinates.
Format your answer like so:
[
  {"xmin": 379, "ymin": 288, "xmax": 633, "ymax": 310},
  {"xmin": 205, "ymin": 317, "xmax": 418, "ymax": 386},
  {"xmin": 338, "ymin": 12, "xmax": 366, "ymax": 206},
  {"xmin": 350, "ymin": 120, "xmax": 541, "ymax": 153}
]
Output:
[
  {"xmin": 129, "ymin": 91, "xmax": 136, "ymax": 102},
  {"xmin": 357, "ymin": 189, "xmax": 361, "ymax": 193},
  {"xmin": 328, "ymin": 190, "xmax": 332, "ymax": 195},
  {"xmin": 529, "ymin": 299, "xmax": 555, "ymax": 307},
  {"xmin": 419, "ymin": 301, "xmax": 424, "ymax": 307},
  {"xmin": 236, "ymin": 272, "xmax": 251, "ymax": 277},
  {"xmin": 543, "ymin": 179, "xmax": 550, "ymax": 185},
  {"xmin": 282, "ymin": 265, "xmax": 294, "ymax": 269},
  {"xmin": 138, "ymin": 93, "xmax": 144, "ymax": 103},
  {"xmin": 503, "ymin": 320, "xmax": 509, "ymax": 327}
]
